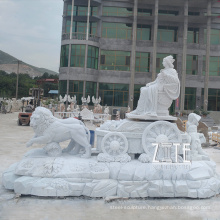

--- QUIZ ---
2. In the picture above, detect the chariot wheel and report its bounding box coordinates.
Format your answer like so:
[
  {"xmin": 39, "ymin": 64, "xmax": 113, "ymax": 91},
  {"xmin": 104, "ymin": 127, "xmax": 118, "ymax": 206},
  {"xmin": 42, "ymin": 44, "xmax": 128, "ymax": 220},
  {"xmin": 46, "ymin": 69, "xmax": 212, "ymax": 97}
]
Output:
[
  {"xmin": 142, "ymin": 121, "xmax": 182, "ymax": 160},
  {"xmin": 101, "ymin": 132, "xmax": 128, "ymax": 157}
]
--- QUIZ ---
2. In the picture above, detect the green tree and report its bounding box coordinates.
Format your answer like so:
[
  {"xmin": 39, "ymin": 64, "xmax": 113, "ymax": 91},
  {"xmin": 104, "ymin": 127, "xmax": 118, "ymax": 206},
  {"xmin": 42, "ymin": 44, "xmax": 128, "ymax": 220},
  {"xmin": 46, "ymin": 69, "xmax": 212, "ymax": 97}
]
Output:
[{"xmin": 0, "ymin": 71, "xmax": 35, "ymax": 98}]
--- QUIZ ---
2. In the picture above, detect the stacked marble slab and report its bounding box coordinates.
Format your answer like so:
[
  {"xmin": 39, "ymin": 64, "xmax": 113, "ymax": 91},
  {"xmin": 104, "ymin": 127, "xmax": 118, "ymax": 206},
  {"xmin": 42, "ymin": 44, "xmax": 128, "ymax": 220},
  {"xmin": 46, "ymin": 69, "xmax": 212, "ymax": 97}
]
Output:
[{"xmin": 3, "ymin": 149, "xmax": 220, "ymax": 198}]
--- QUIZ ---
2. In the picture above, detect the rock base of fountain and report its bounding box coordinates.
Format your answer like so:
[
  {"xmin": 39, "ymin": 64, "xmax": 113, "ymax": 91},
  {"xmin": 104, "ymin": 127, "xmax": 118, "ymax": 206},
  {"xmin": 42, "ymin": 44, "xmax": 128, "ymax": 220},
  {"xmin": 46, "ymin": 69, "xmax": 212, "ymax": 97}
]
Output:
[{"xmin": 3, "ymin": 149, "xmax": 220, "ymax": 198}]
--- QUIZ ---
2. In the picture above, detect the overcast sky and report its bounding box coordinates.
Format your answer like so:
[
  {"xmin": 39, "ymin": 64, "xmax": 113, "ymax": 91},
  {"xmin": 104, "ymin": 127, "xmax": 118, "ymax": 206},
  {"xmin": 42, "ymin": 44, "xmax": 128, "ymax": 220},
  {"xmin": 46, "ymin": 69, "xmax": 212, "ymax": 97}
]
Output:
[{"xmin": 0, "ymin": 0, "xmax": 63, "ymax": 72}]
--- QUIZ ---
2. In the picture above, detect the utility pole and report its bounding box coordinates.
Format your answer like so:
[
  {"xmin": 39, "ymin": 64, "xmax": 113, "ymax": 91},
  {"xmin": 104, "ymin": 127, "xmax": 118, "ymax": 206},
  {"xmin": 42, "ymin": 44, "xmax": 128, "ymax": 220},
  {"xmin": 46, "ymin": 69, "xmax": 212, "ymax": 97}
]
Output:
[{"xmin": 16, "ymin": 60, "xmax": 21, "ymax": 100}]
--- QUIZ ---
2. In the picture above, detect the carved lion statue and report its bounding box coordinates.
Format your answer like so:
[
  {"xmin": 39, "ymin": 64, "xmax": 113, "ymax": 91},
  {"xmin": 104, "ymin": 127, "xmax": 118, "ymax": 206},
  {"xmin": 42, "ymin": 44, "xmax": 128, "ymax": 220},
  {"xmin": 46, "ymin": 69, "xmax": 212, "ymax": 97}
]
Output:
[{"xmin": 26, "ymin": 107, "xmax": 91, "ymax": 158}]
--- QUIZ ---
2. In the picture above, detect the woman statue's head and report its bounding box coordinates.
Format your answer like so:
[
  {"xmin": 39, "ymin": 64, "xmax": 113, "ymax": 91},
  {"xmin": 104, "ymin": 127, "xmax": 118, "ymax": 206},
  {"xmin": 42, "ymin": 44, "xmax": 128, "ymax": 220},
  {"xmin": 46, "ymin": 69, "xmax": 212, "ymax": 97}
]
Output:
[{"xmin": 162, "ymin": 55, "xmax": 175, "ymax": 68}]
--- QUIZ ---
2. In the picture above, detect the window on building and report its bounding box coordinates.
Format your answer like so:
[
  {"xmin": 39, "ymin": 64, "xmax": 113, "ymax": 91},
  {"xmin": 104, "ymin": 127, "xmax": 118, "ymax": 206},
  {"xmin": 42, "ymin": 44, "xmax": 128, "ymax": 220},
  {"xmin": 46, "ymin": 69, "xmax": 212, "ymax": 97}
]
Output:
[
  {"xmin": 156, "ymin": 53, "xmax": 177, "ymax": 73},
  {"xmin": 70, "ymin": 45, "xmax": 85, "ymax": 67},
  {"xmin": 64, "ymin": 21, "xmax": 97, "ymax": 38},
  {"xmin": 133, "ymin": 84, "xmax": 144, "ymax": 109},
  {"xmin": 67, "ymin": 5, "xmax": 97, "ymax": 16},
  {"xmin": 102, "ymin": 7, "xmax": 133, "ymax": 16},
  {"xmin": 73, "ymin": 6, "xmax": 97, "ymax": 16},
  {"xmin": 187, "ymin": 28, "xmax": 199, "ymax": 43},
  {"xmin": 67, "ymin": 4, "xmax": 72, "ymax": 16},
  {"xmin": 85, "ymin": 81, "xmax": 97, "ymax": 100},
  {"xmin": 204, "ymin": 12, "xmax": 220, "ymax": 16},
  {"xmin": 203, "ymin": 56, "xmax": 220, "ymax": 76},
  {"xmin": 186, "ymin": 55, "xmax": 198, "ymax": 75},
  {"xmin": 135, "ymin": 52, "xmax": 150, "ymax": 72},
  {"xmin": 60, "ymin": 45, "xmax": 69, "ymax": 67},
  {"xmin": 69, "ymin": 81, "xmax": 84, "ymax": 105},
  {"xmin": 138, "ymin": 9, "xmax": 152, "ymax": 16},
  {"xmin": 72, "ymin": 21, "xmax": 97, "ymax": 38},
  {"xmin": 59, "ymin": 80, "xmax": 67, "ymax": 97},
  {"xmin": 59, "ymin": 80, "xmax": 84, "ymax": 105},
  {"xmin": 99, "ymin": 83, "xmax": 129, "ymax": 107},
  {"xmin": 65, "ymin": 20, "xmax": 71, "ymax": 34},
  {"xmin": 157, "ymin": 26, "xmax": 178, "ymax": 42},
  {"xmin": 87, "ymin": 46, "xmax": 99, "ymax": 69},
  {"xmin": 188, "ymin": 11, "xmax": 200, "ymax": 16},
  {"xmin": 100, "ymin": 50, "xmax": 131, "ymax": 71},
  {"xmin": 137, "ymin": 25, "xmax": 151, "ymax": 40},
  {"xmin": 204, "ymin": 29, "xmax": 220, "ymax": 45},
  {"xmin": 202, "ymin": 88, "xmax": 220, "ymax": 111},
  {"xmin": 158, "ymin": 10, "xmax": 179, "ymax": 16},
  {"xmin": 102, "ymin": 22, "xmax": 132, "ymax": 40},
  {"xmin": 185, "ymin": 87, "xmax": 196, "ymax": 110}
]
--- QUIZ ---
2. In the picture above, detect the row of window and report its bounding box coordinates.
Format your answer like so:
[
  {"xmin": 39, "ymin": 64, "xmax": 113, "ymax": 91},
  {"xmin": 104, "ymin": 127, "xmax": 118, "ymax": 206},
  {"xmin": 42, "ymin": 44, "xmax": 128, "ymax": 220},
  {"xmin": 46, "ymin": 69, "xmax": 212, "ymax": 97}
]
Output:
[
  {"xmin": 59, "ymin": 81, "xmax": 129, "ymax": 107},
  {"xmin": 60, "ymin": 45, "xmax": 220, "ymax": 76},
  {"xmin": 65, "ymin": 20, "xmax": 220, "ymax": 44},
  {"xmin": 60, "ymin": 45, "xmax": 99, "ymax": 69},
  {"xmin": 60, "ymin": 45, "xmax": 150, "ymax": 72},
  {"xmin": 185, "ymin": 88, "xmax": 220, "ymax": 111},
  {"xmin": 66, "ymin": 5, "xmax": 217, "ymax": 17},
  {"xmin": 59, "ymin": 80, "xmax": 220, "ymax": 111}
]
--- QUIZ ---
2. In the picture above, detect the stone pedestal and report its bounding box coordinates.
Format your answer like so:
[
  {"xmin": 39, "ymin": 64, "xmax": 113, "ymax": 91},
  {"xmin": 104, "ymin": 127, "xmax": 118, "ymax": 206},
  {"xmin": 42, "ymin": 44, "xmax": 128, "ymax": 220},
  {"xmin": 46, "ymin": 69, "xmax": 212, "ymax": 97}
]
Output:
[{"xmin": 2, "ymin": 149, "xmax": 220, "ymax": 198}]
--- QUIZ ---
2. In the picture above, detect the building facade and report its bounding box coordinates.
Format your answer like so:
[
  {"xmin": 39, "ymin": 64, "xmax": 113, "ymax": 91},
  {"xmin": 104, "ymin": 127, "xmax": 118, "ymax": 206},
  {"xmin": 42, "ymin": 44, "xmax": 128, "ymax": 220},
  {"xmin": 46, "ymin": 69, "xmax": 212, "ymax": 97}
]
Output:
[{"xmin": 59, "ymin": 0, "xmax": 220, "ymax": 112}]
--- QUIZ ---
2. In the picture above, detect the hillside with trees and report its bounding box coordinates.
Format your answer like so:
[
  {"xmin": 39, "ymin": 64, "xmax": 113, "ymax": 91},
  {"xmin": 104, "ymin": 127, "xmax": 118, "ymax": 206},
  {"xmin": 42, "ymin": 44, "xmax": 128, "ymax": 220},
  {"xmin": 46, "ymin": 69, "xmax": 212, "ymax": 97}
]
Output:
[
  {"xmin": 0, "ymin": 50, "xmax": 58, "ymax": 77},
  {"xmin": 0, "ymin": 70, "xmax": 58, "ymax": 99}
]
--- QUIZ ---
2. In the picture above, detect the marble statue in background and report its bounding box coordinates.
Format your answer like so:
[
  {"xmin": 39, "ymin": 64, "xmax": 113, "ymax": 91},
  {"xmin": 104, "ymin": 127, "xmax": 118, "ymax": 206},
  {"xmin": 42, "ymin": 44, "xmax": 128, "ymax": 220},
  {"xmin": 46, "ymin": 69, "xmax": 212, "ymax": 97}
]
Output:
[
  {"xmin": 129, "ymin": 55, "xmax": 180, "ymax": 117},
  {"xmin": 104, "ymin": 105, "xmax": 109, "ymax": 115},
  {"xmin": 186, "ymin": 113, "xmax": 210, "ymax": 161},
  {"xmin": 26, "ymin": 107, "xmax": 91, "ymax": 158}
]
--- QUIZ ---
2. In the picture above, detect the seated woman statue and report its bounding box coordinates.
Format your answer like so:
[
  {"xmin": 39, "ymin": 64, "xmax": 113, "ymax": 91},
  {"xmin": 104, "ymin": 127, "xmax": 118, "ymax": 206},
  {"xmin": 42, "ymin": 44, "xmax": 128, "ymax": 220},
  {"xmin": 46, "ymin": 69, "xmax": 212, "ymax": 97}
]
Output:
[{"xmin": 130, "ymin": 55, "xmax": 180, "ymax": 117}]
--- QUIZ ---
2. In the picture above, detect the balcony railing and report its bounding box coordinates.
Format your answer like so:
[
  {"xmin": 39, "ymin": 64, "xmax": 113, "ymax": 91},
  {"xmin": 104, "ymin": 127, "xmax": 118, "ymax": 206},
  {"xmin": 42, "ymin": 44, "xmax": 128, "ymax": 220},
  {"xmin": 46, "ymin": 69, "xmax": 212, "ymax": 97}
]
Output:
[{"xmin": 62, "ymin": 32, "xmax": 99, "ymax": 42}]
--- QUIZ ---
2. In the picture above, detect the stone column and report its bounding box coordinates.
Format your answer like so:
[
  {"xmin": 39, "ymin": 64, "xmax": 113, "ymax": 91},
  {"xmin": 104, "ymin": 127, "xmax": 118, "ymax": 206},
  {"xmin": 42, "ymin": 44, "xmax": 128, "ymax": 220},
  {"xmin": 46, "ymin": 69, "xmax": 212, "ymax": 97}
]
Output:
[
  {"xmin": 204, "ymin": 0, "xmax": 211, "ymax": 111},
  {"xmin": 96, "ymin": 82, "xmax": 99, "ymax": 98},
  {"xmin": 83, "ymin": 81, "xmax": 86, "ymax": 99},
  {"xmin": 180, "ymin": 0, "xmax": 188, "ymax": 112},
  {"xmin": 70, "ymin": 0, "xmax": 74, "ymax": 40},
  {"xmin": 66, "ymin": 0, "xmax": 74, "ymax": 112},
  {"xmin": 128, "ymin": 0, "xmax": 138, "ymax": 110},
  {"xmin": 83, "ymin": 0, "xmax": 91, "ymax": 98},
  {"xmin": 152, "ymin": 0, "xmax": 159, "ymax": 81}
]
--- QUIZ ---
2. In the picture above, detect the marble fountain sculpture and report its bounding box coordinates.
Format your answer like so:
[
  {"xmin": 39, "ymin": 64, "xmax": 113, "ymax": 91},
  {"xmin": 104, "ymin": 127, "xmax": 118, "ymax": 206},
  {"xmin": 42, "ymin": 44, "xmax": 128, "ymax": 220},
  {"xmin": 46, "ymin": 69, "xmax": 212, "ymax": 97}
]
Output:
[{"xmin": 3, "ymin": 56, "xmax": 220, "ymax": 198}]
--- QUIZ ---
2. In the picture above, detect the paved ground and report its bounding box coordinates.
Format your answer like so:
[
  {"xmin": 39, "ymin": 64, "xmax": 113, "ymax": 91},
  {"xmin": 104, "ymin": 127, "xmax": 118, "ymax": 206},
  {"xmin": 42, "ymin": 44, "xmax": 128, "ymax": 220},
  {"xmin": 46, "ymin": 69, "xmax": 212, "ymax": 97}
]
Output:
[{"xmin": 0, "ymin": 112, "xmax": 220, "ymax": 220}]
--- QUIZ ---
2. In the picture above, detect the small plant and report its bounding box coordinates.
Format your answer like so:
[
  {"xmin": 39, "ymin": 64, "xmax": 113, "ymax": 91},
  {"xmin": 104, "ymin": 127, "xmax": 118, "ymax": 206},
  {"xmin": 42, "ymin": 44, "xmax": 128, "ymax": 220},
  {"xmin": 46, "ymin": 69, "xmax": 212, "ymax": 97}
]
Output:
[
  {"xmin": 193, "ymin": 109, "xmax": 200, "ymax": 115},
  {"xmin": 201, "ymin": 109, "xmax": 209, "ymax": 116},
  {"xmin": 44, "ymin": 99, "xmax": 51, "ymax": 106}
]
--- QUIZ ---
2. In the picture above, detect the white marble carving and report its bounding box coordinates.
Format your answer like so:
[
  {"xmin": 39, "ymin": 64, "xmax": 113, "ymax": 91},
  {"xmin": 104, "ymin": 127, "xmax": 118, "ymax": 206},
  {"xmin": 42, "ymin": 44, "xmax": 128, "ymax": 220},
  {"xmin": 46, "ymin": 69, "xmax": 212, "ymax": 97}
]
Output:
[
  {"xmin": 81, "ymin": 96, "xmax": 90, "ymax": 104},
  {"xmin": 97, "ymin": 132, "xmax": 131, "ymax": 163},
  {"xmin": 92, "ymin": 96, "xmax": 101, "ymax": 106},
  {"xmin": 3, "ymin": 153, "xmax": 220, "ymax": 198},
  {"xmin": 59, "ymin": 94, "xmax": 76, "ymax": 103},
  {"xmin": 26, "ymin": 107, "xmax": 91, "ymax": 158},
  {"xmin": 104, "ymin": 106, "xmax": 109, "ymax": 115},
  {"xmin": 80, "ymin": 108, "xmax": 94, "ymax": 120},
  {"xmin": 186, "ymin": 113, "xmax": 210, "ymax": 161},
  {"xmin": 3, "ymin": 55, "xmax": 220, "ymax": 199},
  {"xmin": 127, "ymin": 55, "xmax": 180, "ymax": 120},
  {"xmin": 140, "ymin": 121, "xmax": 182, "ymax": 163}
]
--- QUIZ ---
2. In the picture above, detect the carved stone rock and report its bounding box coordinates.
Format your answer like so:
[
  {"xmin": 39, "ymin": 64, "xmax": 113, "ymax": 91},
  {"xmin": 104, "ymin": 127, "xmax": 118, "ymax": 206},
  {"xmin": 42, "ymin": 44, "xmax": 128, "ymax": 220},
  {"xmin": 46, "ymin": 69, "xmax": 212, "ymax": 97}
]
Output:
[{"xmin": 3, "ymin": 152, "xmax": 220, "ymax": 198}]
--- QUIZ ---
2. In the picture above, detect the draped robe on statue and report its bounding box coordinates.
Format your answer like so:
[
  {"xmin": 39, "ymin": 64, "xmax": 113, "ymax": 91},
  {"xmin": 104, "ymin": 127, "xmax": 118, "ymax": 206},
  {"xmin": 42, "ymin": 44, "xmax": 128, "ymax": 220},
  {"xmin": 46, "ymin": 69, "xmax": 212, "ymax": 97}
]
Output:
[{"xmin": 133, "ymin": 68, "xmax": 180, "ymax": 115}]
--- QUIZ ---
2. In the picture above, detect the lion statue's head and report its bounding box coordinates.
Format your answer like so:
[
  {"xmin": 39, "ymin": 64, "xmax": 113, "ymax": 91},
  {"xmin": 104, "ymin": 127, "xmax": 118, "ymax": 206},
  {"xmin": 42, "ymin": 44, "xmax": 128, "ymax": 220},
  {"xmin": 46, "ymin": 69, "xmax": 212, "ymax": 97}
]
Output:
[{"xmin": 30, "ymin": 107, "xmax": 56, "ymax": 136}]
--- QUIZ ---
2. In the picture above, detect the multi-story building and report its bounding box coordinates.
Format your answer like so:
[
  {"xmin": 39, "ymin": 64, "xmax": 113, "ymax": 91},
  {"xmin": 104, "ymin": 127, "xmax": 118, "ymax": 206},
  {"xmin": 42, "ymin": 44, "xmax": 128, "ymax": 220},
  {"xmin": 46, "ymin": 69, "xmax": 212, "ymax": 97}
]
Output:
[{"xmin": 59, "ymin": 0, "xmax": 220, "ymax": 113}]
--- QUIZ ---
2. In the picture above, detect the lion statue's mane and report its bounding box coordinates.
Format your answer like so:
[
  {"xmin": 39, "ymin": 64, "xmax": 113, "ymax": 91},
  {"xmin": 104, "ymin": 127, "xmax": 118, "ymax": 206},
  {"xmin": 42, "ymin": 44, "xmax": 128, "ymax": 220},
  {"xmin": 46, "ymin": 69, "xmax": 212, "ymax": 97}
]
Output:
[{"xmin": 31, "ymin": 107, "xmax": 57, "ymax": 136}]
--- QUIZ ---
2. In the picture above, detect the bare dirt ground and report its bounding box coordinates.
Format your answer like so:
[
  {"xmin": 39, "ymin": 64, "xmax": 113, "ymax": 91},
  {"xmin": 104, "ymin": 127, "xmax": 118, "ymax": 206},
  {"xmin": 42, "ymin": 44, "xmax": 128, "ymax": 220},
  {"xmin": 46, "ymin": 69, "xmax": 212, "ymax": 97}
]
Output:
[{"xmin": 1, "ymin": 112, "xmax": 220, "ymax": 220}]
